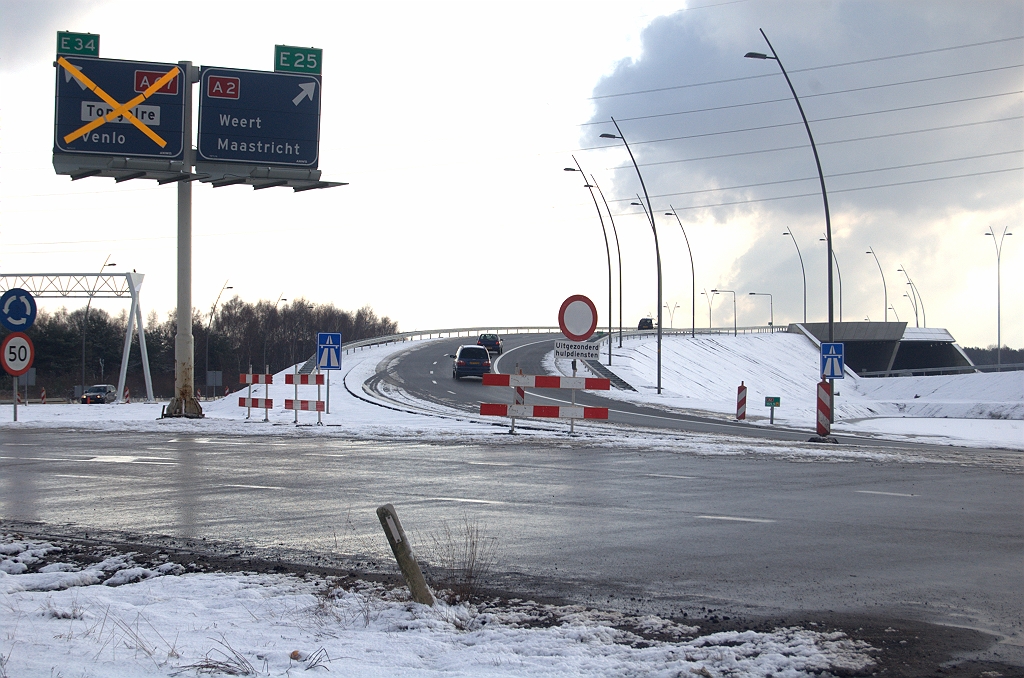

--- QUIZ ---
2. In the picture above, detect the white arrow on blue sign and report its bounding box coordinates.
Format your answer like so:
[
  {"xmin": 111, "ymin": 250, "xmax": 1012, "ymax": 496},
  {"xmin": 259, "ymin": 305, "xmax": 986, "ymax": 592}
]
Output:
[
  {"xmin": 317, "ymin": 333, "xmax": 342, "ymax": 370},
  {"xmin": 0, "ymin": 288, "xmax": 37, "ymax": 332},
  {"xmin": 821, "ymin": 342, "xmax": 845, "ymax": 379}
]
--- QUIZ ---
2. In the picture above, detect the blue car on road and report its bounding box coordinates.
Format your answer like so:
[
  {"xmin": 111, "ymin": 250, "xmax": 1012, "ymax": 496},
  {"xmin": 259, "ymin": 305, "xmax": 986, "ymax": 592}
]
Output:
[{"xmin": 450, "ymin": 345, "xmax": 492, "ymax": 380}]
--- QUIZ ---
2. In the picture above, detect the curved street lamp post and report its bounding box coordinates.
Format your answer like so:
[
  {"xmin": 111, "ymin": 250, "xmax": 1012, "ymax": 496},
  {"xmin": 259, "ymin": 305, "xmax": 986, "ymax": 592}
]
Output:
[
  {"xmin": 866, "ymin": 247, "xmax": 888, "ymax": 322},
  {"xmin": 262, "ymin": 294, "xmax": 286, "ymax": 373},
  {"xmin": 711, "ymin": 289, "xmax": 737, "ymax": 336},
  {"xmin": 82, "ymin": 256, "xmax": 115, "ymax": 397},
  {"xmin": 820, "ymin": 235, "xmax": 842, "ymax": 322},
  {"xmin": 664, "ymin": 302, "xmax": 680, "ymax": 328},
  {"xmin": 897, "ymin": 266, "xmax": 925, "ymax": 328},
  {"xmin": 602, "ymin": 118, "xmax": 662, "ymax": 394},
  {"xmin": 701, "ymin": 289, "xmax": 717, "ymax": 329},
  {"xmin": 666, "ymin": 207, "xmax": 696, "ymax": 338},
  {"xmin": 749, "ymin": 292, "xmax": 773, "ymax": 327},
  {"xmin": 746, "ymin": 30, "xmax": 835, "ymax": 347},
  {"xmin": 593, "ymin": 180, "xmax": 624, "ymax": 348},
  {"xmin": 565, "ymin": 158, "xmax": 614, "ymax": 365},
  {"xmin": 985, "ymin": 226, "xmax": 1013, "ymax": 365},
  {"xmin": 782, "ymin": 230, "xmax": 807, "ymax": 323},
  {"xmin": 205, "ymin": 280, "xmax": 232, "ymax": 399}
]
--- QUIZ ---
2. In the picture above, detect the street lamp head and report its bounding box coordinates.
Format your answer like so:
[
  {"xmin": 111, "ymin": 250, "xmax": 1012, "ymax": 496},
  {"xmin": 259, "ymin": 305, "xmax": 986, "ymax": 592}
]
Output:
[
  {"xmin": 599, "ymin": 133, "xmax": 620, "ymax": 139},
  {"xmin": 744, "ymin": 51, "xmax": 771, "ymax": 59},
  {"xmin": 105, "ymin": 263, "xmax": 116, "ymax": 267},
  {"xmin": 563, "ymin": 167, "xmax": 578, "ymax": 172},
  {"xmin": 782, "ymin": 231, "xmax": 790, "ymax": 236},
  {"xmin": 631, "ymin": 201, "xmax": 641, "ymax": 206}
]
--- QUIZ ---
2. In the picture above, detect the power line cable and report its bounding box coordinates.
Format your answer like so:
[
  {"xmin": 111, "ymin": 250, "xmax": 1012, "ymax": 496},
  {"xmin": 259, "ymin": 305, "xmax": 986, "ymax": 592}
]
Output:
[
  {"xmin": 604, "ymin": 150, "xmax": 1023, "ymax": 202},
  {"xmin": 608, "ymin": 166, "xmax": 1022, "ymax": 214},
  {"xmin": 580, "ymin": 89, "xmax": 1021, "ymax": 128},
  {"xmin": 589, "ymin": 35, "xmax": 1024, "ymax": 100}
]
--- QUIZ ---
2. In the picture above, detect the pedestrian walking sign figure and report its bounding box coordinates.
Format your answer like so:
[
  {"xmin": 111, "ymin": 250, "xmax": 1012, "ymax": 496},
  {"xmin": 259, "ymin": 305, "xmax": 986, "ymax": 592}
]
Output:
[
  {"xmin": 820, "ymin": 342, "xmax": 845, "ymax": 379},
  {"xmin": 317, "ymin": 333, "xmax": 342, "ymax": 370}
]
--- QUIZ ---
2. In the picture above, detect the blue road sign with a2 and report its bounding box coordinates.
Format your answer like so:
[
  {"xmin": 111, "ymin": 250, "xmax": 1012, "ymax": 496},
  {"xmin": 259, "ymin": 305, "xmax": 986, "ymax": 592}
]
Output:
[
  {"xmin": 197, "ymin": 67, "xmax": 321, "ymax": 167},
  {"xmin": 317, "ymin": 333, "xmax": 342, "ymax": 370},
  {"xmin": 54, "ymin": 56, "xmax": 185, "ymax": 159},
  {"xmin": 821, "ymin": 342, "xmax": 845, "ymax": 379},
  {"xmin": 0, "ymin": 288, "xmax": 37, "ymax": 332}
]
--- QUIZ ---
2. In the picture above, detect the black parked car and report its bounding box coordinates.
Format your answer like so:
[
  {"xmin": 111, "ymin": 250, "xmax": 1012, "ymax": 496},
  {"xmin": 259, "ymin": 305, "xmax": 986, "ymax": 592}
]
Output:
[
  {"xmin": 638, "ymin": 318, "xmax": 654, "ymax": 330},
  {"xmin": 449, "ymin": 345, "xmax": 492, "ymax": 380},
  {"xmin": 477, "ymin": 333, "xmax": 503, "ymax": 354},
  {"xmin": 81, "ymin": 384, "xmax": 117, "ymax": 404}
]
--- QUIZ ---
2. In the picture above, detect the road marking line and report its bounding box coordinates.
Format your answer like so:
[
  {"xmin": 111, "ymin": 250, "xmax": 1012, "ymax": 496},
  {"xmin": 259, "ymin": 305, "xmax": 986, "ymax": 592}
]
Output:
[
  {"xmin": 447, "ymin": 390, "xmax": 456, "ymax": 395},
  {"xmin": 856, "ymin": 490, "xmax": 917, "ymax": 497},
  {"xmin": 52, "ymin": 474, "xmax": 101, "ymax": 479},
  {"xmin": 220, "ymin": 483, "xmax": 285, "ymax": 491},
  {"xmin": 698, "ymin": 515, "xmax": 776, "ymax": 523},
  {"xmin": 88, "ymin": 456, "xmax": 138, "ymax": 463},
  {"xmin": 646, "ymin": 474, "xmax": 696, "ymax": 479},
  {"xmin": 432, "ymin": 380, "xmax": 437, "ymax": 384},
  {"xmin": 429, "ymin": 496, "xmax": 505, "ymax": 505},
  {"xmin": 467, "ymin": 461, "xmax": 513, "ymax": 466}
]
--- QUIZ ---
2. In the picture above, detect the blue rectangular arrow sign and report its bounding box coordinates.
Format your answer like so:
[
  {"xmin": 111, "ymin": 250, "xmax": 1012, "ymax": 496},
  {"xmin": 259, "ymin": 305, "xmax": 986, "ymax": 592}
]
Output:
[
  {"xmin": 317, "ymin": 333, "xmax": 342, "ymax": 370},
  {"xmin": 54, "ymin": 56, "xmax": 186, "ymax": 160},
  {"xmin": 197, "ymin": 67, "xmax": 320, "ymax": 167},
  {"xmin": 820, "ymin": 342, "xmax": 845, "ymax": 379}
]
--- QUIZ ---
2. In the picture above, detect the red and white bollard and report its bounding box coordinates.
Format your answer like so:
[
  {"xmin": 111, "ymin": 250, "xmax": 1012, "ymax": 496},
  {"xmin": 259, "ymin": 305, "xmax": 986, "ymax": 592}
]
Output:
[
  {"xmin": 816, "ymin": 379, "xmax": 831, "ymax": 436},
  {"xmin": 124, "ymin": 387, "xmax": 131, "ymax": 403},
  {"xmin": 40, "ymin": 388, "xmax": 46, "ymax": 405},
  {"xmin": 736, "ymin": 381, "xmax": 747, "ymax": 420}
]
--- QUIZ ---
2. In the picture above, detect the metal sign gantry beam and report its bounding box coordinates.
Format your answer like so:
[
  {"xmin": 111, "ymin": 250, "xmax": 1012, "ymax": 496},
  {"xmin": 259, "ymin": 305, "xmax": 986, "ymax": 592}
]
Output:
[{"xmin": 0, "ymin": 273, "xmax": 154, "ymax": 403}]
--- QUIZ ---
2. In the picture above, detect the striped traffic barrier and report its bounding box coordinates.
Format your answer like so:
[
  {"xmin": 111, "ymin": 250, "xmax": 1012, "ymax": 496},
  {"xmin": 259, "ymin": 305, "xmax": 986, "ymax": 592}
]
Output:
[
  {"xmin": 286, "ymin": 369, "xmax": 325, "ymax": 425},
  {"xmin": 482, "ymin": 373, "xmax": 609, "ymax": 390},
  {"xmin": 480, "ymin": 404, "xmax": 608, "ymax": 419},
  {"xmin": 736, "ymin": 381, "xmax": 747, "ymax": 420},
  {"xmin": 240, "ymin": 366, "xmax": 274, "ymax": 421},
  {"xmin": 816, "ymin": 379, "xmax": 831, "ymax": 436},
  {"xmin": 40, "ymin": 387, "xmax": 46, "ymax": 405},
  {"xmin": 239, "ymin": 397, "xmax": 273, "ymax": 409}
]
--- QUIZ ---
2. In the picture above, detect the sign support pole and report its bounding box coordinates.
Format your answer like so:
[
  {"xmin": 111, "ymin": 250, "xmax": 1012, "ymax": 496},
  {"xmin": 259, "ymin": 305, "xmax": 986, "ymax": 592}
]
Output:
[
  {"xmin": 165, "ymin": 62, "xmax": 203, "ymax": 418},
  {"xmin": 12, "ymin": 376, "xmax": 17, "ymax": 422}
]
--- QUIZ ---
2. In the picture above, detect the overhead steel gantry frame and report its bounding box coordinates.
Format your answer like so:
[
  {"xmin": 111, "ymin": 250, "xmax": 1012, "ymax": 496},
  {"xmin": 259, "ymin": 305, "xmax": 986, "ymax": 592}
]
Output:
[{"xmin": 0, "ymin": 272, "xmax": 154, "ymax": 403}]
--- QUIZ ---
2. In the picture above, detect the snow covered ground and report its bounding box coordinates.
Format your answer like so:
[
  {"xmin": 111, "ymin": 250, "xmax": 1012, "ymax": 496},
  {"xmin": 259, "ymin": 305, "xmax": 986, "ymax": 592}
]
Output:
[
  {"xmin": 1, "ymin": 333, "xmax": 1020, "ymax": 675},
  {"xmin": 0, "ymin": 537, "xmax": 880, "ymax": 678},
  {"xmin": 569, "ymin": 332, "xmax": 1023, "ymax": 450}
]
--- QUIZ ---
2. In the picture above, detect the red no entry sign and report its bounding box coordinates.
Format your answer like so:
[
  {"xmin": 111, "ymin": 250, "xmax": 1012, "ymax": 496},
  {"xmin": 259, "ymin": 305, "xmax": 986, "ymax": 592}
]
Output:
[
  {"xmin": 558, "ymin": 295, "xmax": 598, "ymax": 342},
  {"xmin": 1, "ymin": 332, "xmax": 34, "ymax": 377}
]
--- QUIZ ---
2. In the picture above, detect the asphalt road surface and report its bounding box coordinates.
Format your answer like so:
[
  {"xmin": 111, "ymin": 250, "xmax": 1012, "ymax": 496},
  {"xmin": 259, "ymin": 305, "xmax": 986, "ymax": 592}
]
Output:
[
  {"xmin": 2, "ymin": 334, "xmax": 1021, "ymax": 669},
  {"xmin": 2, "ymin": 425, "xmax": 1021, "ymax": 668}
]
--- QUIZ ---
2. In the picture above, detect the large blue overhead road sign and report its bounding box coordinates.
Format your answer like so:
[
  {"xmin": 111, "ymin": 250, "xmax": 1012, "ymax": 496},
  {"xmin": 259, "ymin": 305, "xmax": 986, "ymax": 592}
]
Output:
[
  {"xmin": 54, "ymin": 57, "xmax": 185, "ymax": 160},
  {"xmin": 0, "ymin": 288, "xmax": 37, "ymax": 332},
  {"xmin": 317, "ymin": 333, "xmax": 342, "ymax": 370},
  {"xmin": 821, "ymin": 342, "xmax": 845, "ymax": 379},
  {"xmin": 198, "ymin": 67, "xmax": 321, "ymax": 168}
]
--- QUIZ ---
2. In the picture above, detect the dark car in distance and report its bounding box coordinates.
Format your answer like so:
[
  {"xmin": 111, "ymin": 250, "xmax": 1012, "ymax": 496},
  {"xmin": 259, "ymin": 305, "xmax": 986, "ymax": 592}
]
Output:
[
  {"xmin": 450, "ymin": 345, "xmax": 492, "ymax": 380},
  {"xmin": 638, "ymin": 318, "xmax": 654, "ymax": 330},
  {"xmin": 81, "ymin": 384, "xmax": 117, "ymax": 404},
  {"xmin": 477, "ymin": 333, "xmax": 503, "ymax": 354}
]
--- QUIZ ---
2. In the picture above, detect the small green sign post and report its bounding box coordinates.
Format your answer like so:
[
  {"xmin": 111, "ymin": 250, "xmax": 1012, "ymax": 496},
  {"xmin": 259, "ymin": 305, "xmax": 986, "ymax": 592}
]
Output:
[
  {"xmin": 274, "ymin": 45, "xmax": 322, "ymax": 74},
  {"xmin": 57, "ymin": 32, "xmax": 99, "ymax": 57},
  {"xmin": 765, "ymin": 396, "xmax": 780, "ymax": 424}
]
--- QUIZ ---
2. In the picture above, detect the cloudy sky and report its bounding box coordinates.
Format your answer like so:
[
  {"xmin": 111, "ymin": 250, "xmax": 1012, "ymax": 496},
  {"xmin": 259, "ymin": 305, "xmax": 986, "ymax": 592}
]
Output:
[{"xmin": 1, "ymin": 0, "xmax": 1021, "ymax": 349}]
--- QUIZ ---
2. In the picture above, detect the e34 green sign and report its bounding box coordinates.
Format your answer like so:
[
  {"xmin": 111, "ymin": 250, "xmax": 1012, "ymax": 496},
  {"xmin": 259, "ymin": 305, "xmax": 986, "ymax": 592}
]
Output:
[{"xmin": 275, "ymin": 45, "xmax": 322, "ymax": 75}]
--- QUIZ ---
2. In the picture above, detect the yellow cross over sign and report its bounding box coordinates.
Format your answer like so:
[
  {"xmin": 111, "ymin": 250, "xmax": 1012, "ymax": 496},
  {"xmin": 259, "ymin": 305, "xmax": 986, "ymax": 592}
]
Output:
[{"xmin": 57, "ymin": 57, "xmax": 179, "ymax": 148}]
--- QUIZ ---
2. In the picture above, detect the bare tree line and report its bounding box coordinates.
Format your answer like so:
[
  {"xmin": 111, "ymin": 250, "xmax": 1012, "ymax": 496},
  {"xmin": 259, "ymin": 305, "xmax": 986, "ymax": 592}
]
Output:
[{"xmin": 2, "ymin": 298, "xmax": 397, "ymax": 399}]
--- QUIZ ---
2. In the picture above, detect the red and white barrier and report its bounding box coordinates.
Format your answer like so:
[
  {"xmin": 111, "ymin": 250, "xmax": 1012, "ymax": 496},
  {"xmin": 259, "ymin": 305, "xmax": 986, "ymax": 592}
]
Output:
[
  {"xmin": 514, "ymin": 386, "xmax": 525, "ymax": 406},
  {"xmin": 240, "ymin": 369, "xmax": 274, "ymax": 421},
  {"xmin": 286, "ymin": 399, "xmax": 325, "ymax": 412},
  {"xmin": 124, "ymin": 387, "xmax": 130, "ymax": 404},
  {"xmin": 737, "ymin": 381, "xmax": 747, "ymax": 420},
  {"xmin": 816, "ymin": 379, "xmax": 831, "ymax": 436},
  {"xmin": 40, "ymin": 387, "xmax": 46, "ymax": 405},
  {"xmin": 480, "ymin": 404, "xmax": 608, "ymax": 419},
  {"xmin": 482, "ymin": 373, "xmax": 609, "ymax": 390},
  {"xmin": 285, "ymin": 373, "xmax": 325, "ymax": 385}
]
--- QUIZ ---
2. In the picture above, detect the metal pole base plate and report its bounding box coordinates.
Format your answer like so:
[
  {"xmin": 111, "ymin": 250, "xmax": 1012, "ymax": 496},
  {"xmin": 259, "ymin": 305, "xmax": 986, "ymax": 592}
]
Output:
[{"xmin": 163, "ymin": 396, "xmax": 204, "ymax": 418}]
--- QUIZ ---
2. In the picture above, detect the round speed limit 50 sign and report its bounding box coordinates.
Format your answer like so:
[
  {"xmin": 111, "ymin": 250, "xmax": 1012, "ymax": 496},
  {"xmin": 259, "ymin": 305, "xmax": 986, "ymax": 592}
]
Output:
[{"xmin": 1, "ymin": 332, "xmax": 34, "ymax": 377}]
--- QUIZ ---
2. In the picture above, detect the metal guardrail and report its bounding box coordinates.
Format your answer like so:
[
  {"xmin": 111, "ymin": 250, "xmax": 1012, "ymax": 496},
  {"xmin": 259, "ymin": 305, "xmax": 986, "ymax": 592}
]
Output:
[
  {"xmin": 339, "ymin": 324, "xmax": 787, "ymax": 356},
  {"xmin": 858, "ymin": 362, "xmax": 1023, "ymax": 377}
]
